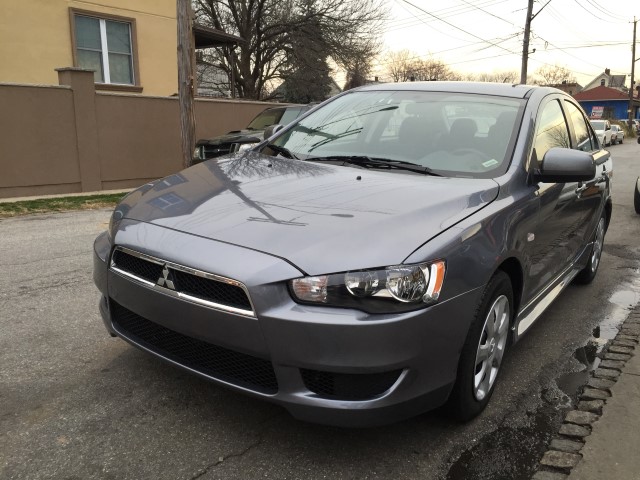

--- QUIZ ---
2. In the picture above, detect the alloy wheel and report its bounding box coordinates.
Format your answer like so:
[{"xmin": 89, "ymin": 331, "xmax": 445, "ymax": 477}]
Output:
[
  {"xmin": 591, "ymin": 217, "xmax": 605, "ymax": 273},
  {"xmin": 473, "ymin": 295, "xmax": 510, "ymax": 401}
]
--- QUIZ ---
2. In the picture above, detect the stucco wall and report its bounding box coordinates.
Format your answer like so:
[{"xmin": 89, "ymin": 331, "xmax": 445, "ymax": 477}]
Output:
[
  {"xmin": 0, "ymin": 72, "xmax": 274, "ymax": 198},
  {"xmin": 0, "ymin": 84, "xmax": 82, "ymax": 197},
  {"xmin": 0, "ymin": 0, "xmax": 177, "ymax": 96}
]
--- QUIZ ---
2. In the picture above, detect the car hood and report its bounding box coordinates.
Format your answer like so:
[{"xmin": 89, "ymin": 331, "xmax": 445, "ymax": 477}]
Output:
[
  {"xmin": 121, "ymin": 153, "xmax": 500, "ymax": 275},
  {"xmin": 197, "ymin": 130, "xmax": 263, "ymax": 146}
]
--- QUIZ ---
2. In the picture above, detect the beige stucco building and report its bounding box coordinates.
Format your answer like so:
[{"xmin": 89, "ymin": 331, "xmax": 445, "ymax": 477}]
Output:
[{"xmin": 0, "ymin": 0, "xmax": 178, "ymax": 96}]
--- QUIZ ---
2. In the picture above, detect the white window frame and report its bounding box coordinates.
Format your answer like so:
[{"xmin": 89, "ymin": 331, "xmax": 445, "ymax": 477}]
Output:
[{"xmin": 75, "ymin": 14, "xmax": 135, "ymax": 85}]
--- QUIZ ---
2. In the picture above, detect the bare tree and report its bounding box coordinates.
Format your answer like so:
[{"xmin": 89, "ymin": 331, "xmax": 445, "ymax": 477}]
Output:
[
  {"xmin": 384, "ymin": 52, "xmax": 461, "ymax": 82},
  {"xmin": 385, "ymin": 49, "xmax": 414, "ymax": 82},
  {"xmin": 535, "ymin": 64, "xmax": 577, "ymax": 86},
  {"xmin": 473, "ymin": 70, "xmax": 520, "ymax": 83},
  {"xmin": 409, "ymin": 58, "xmax": 460, "ymax": 81},
  {"xmin": 194, "ymin": 0, "xmax": 386, "ymax": 100}
]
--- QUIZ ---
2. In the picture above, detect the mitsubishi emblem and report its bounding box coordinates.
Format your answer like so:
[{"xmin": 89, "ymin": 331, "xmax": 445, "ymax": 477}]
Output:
[{"xmin": 157, "ymin": 264, "xmax": 176, "ymax": 290}]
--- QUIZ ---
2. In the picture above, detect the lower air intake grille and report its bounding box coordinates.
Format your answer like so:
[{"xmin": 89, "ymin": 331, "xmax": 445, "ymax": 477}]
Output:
[
  {"xmin": 110, "ymin": 301, "xmax": 278, "ymax": 394},
  {"xmin": 300, "ymin": 368, "xmax": 402, "ymax": 400}
]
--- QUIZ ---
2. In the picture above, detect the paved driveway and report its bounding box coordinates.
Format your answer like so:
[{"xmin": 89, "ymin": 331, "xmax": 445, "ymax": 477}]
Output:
[{"xmin": 1, "ymin": 143, "xmax": 640, "ymax": 480}]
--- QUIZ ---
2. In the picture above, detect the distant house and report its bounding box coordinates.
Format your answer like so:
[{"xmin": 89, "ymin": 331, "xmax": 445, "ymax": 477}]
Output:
[
  {"xmin": 573, "ymin": 85, "xmax": 640, "ymax": 120},
  {"xmin": 0, "ymin": 0, "xmax": 241, "ymax": 96},
  {"xmin": 546, "ymin": 82, "xmax": 583, "ymax": 96},
  {"xmin": 582, "ymin": 68, "xmax": 627, "ymax": 92}
]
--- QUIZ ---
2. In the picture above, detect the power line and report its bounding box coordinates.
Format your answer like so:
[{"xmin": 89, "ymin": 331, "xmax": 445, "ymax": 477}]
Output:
[
  {"xmin": 384, "ymin": 0, "xmax": 512, "ymax": 31},
  {"xmin": 583, "ymin": 0, "xmax": 628, "ymax": 22},
  {"xmin": 397, "ymin": 0, "xmax": 521, "ymax": 56},
  {"xmin": 571, "ymin": 0, "xmax": 628, "ymax": 24},
  {"xmin": 457, "ymin": 0, "xmax": 519, "ymax": 28}
]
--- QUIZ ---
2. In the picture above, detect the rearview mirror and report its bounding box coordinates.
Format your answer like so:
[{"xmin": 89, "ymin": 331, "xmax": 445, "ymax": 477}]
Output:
[
  {"xmin": 535, "ymin": 148, "xmax": 595, "ymax": 183},
  {"xmin": 263, "ymin": 124, "xmax": 284, "ymax": 139}
]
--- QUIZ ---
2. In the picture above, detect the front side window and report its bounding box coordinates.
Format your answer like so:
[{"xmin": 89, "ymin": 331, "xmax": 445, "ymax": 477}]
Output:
[
  {"xmin": 533, "ymin": 99, "xmax": 570, "ymax": 167},
  {"xmin": 564, "ymin": 101, "xmax": 595, "ymax": 152},
  {"xmin": 74, "ymin": 14, "xmax": 134, "ymax": 85}
]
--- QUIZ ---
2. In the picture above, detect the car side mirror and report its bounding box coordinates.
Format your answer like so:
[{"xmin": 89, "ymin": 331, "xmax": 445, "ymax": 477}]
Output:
[
  {"xmin": 534, "ymin": 148, "xmax": 595, "ymax": 183},
  {"xmin": 263, "ymin": 124, "xmax": 284, "ymax": 139}
]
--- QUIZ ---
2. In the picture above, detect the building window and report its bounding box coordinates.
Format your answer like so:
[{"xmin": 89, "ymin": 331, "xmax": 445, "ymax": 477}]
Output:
[{"xmin": 72, "ymin": 12, "xmax": 137, "ymax": 86}]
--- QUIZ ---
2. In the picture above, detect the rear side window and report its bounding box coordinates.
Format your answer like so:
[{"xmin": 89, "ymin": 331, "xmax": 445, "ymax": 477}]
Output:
[
  {"xmin": 564, "ymin": 101, "xmax": 595, "ymax": 152},
  {"xmin": 533, "ymin": 99, "xmax": 570, "ymax": 166}
]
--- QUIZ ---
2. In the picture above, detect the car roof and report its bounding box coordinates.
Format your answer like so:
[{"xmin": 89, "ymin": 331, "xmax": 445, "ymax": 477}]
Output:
[{"xmin": 354, "ymin": 81, "xmax": 559, "ymax": 99}]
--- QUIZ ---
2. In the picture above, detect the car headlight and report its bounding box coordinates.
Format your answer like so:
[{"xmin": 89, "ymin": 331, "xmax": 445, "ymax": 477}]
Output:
[
  {"xmin": 108, "ymin": 208, "xmax": 124, "ymax": 240},
  {"xmin": 236, "ymin": 142, "xmax": 258, "ymax": 153},
  {"xmin": 193, "ymin": 146, "xmax": 203, "ymax": 160},
  {"xmin": 289, "ymin": 261, "xmax": 445, "ymax": 313}
]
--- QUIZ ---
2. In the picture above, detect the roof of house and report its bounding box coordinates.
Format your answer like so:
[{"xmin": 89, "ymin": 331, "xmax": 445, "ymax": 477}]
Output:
[
  {"xmin": 193, "ymin": 24, "xmax": 244, "ymax": 48},
  {"xmin": 583, "ymin": 70, "xmax": 627, "ymax": 91},
  {"xmin": 608, "ymin": 75, "xmax": 627, "ymax": 88},
  {"xmin": 573, "ymin": 85, "xmax": 630, "ymax": 101}
]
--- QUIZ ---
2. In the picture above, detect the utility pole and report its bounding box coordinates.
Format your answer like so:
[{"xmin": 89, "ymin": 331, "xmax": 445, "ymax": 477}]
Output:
[
  {"xmin": 520, "ymin": 0, "xmax": 534, "ymax": 84},
  {"xmin": 520, "ymin": 0, "xmax": 551, "ymax": 85},
  {"xmin": 628, "ymin": 17, "xmax": 637, "ymax": 129},
  {"xmin": 177, "ymin": 0, "xmax": 196, "ymax": 169}
]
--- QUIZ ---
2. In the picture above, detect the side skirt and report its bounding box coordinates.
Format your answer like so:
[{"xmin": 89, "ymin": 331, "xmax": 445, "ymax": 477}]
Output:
[{"xmin": 512, "ymin": 242, "xmax": 592, "ymax": 342}]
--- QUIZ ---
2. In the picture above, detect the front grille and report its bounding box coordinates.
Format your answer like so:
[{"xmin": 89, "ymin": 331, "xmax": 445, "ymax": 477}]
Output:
[
  {"xmin": 301, "ymin": 368, "xmax": 402, "ymax": 401},
  {"xmin": 111, "ymin": 248, "xmax": 253, "ymax": 314},
  {"xmin": 203, "ymin": 146, "xmax": 232, "ymax": 159},
  {"xmin": 112, "ymin": 249, "xmax": 163, "ymax": 284},
  {"xmin": 172, "ymin": 270, "xmax": 252, "ymax": 311},
  {"xmin": 110, "ymin": 301, "xmax": 278, "ymax": 394}
]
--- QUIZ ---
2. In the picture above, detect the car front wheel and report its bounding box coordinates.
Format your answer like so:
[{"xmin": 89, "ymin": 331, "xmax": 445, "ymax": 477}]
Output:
[
  {"xmin": 634, "ymin": 177, "xmax": 640, "ymax": 214},
  {"xmin": 575, "ymin": 214, "xmax": 606, "ymax": 284},
  {"xmin": 448, "ymin": 271, "xmax": 513, "ymax": 421}
]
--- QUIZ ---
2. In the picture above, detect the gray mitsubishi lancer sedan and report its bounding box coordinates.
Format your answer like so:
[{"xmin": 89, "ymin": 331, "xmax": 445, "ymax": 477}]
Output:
[{"xmin": 93, "ymin": 82, "xmax": 612, "ymax": 426}]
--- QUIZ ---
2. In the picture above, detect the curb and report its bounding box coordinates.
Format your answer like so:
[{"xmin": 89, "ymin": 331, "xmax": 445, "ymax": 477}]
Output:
[
  {"xmin": 531, "ymin": 308, "xmax": 640, "ymax": 479},
  {"xmin": 0, "ymin": 189, "xmax": 132, "ymax": 204}
]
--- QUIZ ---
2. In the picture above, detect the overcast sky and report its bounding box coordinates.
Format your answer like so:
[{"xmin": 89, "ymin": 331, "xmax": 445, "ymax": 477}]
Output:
[{"xmin": 366, "ymin": 0, "xmax": 640, "ymax": 86}]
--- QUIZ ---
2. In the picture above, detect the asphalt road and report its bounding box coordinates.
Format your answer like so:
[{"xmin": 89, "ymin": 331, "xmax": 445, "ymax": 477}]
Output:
[{"xmin": 1, "ymin": 143, "xmax": 640, "ymax": 480}]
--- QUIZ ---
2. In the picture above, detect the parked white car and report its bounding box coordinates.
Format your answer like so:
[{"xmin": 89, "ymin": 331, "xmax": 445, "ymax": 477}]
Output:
[
  {"xmin": 610, "ymin": 124, "xmax": 624, "ymax": 144},
  {"xmin": 590, "ymin": 119, "xmax": 612, "ymax": 147}
]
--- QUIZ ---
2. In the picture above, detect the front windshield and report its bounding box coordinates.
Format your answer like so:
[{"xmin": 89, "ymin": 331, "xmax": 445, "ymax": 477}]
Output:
[
  {"xmin": 590, "ymin": 120, "xmax": 605, "ymax": 130},
  {"xmin": 267, "ymin": 90, "xmax": 524, "ymax": 178}
]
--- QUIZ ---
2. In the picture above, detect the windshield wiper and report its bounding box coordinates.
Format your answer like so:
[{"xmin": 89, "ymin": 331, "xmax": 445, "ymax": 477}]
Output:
[
  {"xmin": 265, "ymin": 143, "xmax": 297, "ymax": 159},
  {"xmin": 306, "ymin": 156, "xmax": 442, "ymax": 176},
  {"xmin": 308, "ymin": 128, "xmax": 363, "ymax": 152}
]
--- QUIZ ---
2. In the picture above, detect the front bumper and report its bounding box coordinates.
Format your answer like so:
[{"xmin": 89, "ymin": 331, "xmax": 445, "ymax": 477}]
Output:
[{"xmin": 93, "ymin": 228, "xmax": 483, "ymax": 427}]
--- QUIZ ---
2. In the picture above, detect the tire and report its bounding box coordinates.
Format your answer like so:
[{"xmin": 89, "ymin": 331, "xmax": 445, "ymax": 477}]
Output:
[
  {"xmin": 634, "ymin": 178, "xmax": 640, "ymax": 214},
  {"xmin": 574, "ymin": 213, "xmax": 607, "ymax": 284},
  {"xmin": 447, "ymin": 271, "xmax": 513, "ymax": 421}
]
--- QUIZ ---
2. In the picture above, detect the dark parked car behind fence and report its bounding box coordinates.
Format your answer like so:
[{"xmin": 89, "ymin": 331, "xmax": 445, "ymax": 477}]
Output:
[{"xmin": 194, "ymin": 104, "xmax": 314, "ymax": 161}]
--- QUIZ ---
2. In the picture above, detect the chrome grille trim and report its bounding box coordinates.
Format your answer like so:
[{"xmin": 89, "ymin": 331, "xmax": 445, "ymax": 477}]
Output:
[{"xmin": 110, "ymin": 246, "xmax": 256, "ymax": 317}]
